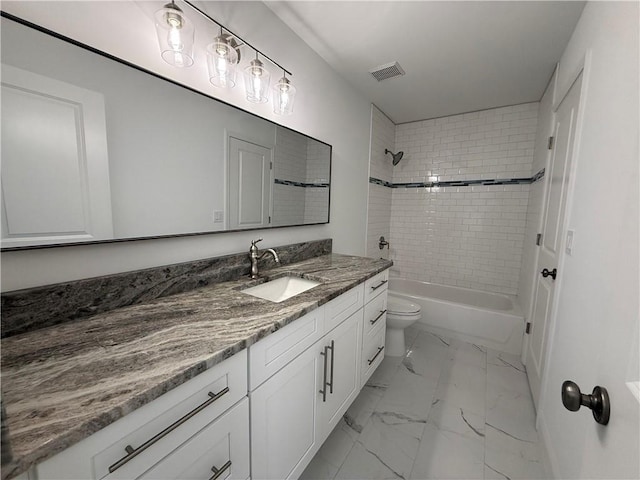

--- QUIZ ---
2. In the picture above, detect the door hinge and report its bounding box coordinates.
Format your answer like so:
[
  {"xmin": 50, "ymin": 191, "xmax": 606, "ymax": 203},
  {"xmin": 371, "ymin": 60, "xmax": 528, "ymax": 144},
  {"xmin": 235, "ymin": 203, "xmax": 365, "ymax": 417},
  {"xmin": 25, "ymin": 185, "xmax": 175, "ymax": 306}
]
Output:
[
  {"xmin": 536, "ymin": 233, "xmax": 542, "ymax": 246},
  {"xmin": 268, "ymin": 215, "xmax": 271, "ymax": 224},
  {"xmin": 526, "ymin": 322, "xmax": 531, "ymax": 334},
  {"xmin": 547, "ymin": 136, "xmax": 554, "ymax": 150},
  {"xmin": 270, "ymin": 161, "xmax": 273, "ymax": 170}
]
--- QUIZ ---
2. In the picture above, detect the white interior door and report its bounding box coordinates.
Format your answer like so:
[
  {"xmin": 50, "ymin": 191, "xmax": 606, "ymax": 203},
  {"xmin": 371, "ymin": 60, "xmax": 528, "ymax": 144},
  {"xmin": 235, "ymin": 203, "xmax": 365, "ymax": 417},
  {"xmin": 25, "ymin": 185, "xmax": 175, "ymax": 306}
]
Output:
[
  {"xmin": 228, "ymin": 137, "xmax": 272, "ymax": 230},
  {"xmin": 526, "ymin": 74, "xmax": 582, "ymax": 408},
  {"xmin": 1, "ymin": 64, "xmax": 113, "ymax": 247}
]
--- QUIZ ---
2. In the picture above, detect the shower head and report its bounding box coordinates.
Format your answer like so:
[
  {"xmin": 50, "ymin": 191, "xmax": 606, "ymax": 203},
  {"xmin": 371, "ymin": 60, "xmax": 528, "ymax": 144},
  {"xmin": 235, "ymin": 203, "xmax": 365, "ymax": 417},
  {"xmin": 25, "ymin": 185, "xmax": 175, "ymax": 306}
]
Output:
[{"xmin": 385, "ymin": 149, "xmax": 404, "ymax": 166}]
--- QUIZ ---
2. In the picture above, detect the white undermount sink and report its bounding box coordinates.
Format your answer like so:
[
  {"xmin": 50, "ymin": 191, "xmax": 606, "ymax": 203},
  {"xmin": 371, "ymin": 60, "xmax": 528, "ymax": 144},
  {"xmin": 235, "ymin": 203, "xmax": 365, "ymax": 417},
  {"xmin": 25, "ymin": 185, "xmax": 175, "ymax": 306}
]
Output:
[{"xmin": 242, "ymin": 275, "xmax": 321, "ymax": 303}]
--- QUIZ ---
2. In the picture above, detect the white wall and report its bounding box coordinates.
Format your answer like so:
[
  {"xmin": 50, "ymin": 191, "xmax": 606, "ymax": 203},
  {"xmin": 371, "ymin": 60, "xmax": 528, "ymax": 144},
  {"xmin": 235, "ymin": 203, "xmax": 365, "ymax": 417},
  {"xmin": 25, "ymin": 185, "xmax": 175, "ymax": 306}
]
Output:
[
  {"xmin": 0, "ymin": 1, "xmax": 372, "ymax": 291},
  {"xmin": 536, "ymin": 2, "xmax": 639, "ymax": 478},
  {"xmin": 390, "ymin": 104, "xmax": 539, "ymax": 295}
]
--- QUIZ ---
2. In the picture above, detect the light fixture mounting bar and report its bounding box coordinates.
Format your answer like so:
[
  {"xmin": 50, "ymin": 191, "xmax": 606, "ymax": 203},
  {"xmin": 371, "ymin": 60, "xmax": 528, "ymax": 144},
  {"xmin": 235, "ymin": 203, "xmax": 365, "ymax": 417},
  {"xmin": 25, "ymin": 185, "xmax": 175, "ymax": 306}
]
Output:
[{"xmin": 181, "ymin": 0, "xmax": 292, "ymax": 77}]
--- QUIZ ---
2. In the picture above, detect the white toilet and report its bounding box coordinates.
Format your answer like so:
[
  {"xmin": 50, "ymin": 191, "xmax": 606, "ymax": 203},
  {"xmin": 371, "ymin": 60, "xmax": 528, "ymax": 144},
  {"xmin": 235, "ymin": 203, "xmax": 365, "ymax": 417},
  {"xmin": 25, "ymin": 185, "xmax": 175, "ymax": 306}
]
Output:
[{"xmin": 385, "ymin": 295, "xmax": 422, "ymax": 356}]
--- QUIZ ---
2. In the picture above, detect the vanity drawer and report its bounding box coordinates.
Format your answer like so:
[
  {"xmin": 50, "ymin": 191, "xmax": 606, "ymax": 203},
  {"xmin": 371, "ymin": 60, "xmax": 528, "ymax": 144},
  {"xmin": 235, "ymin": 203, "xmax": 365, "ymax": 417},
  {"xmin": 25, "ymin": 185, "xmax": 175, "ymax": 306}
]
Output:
[
  {"xmin": 364, "ymin": 270, "xmax": 389, "ymax": 304},
  {"xmin": 324, "ymin": 284, "xmax": 364, "ymax": 333},
  {"xmin": 363, "ymin": 291, "xmax": 387, "ymax": 338},
  {"xmin": 361, "ymin": 323, "xmax": 386, "ymax": 388},
  {"xmin": 137, "ymin": 398, "xmax": 250, "ymax": 480},
  {"xmin": 38, "ymin": 351, "xmax": 247, "ymax": 480},
  {"xmin": 249, "ymin": 307, "xmax": 325, "ymax": 390}
]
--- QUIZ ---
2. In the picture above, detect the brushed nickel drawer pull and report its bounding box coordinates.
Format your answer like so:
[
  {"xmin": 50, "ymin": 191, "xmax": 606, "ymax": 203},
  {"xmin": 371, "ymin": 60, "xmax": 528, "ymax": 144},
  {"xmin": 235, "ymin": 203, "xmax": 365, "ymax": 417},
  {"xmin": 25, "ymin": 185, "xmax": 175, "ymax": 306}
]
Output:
[
  {"xmin": 319, "ymin": 346, "xmax": 329, "ymax": 402},
  {"xmin": 370, "ymin": 309, "xmax": 387, "ymax": 325},
  {"xmin": 367, "ymin": 346, "xmax": 385, "ymax": 365},
  {"xmin": 209, "ymin": 460, "xmax": 232, "ymax": 480},
  {"xmin": 370, "ymin": 280, "xmax": 388, "ymax": 291},
  {"xmin": 108, "ymin": 387, "xmax": 230, "ymax": 473},
  {"xmin": 328, "ymin": 340, "xmax": 335, "ymax": 395}
]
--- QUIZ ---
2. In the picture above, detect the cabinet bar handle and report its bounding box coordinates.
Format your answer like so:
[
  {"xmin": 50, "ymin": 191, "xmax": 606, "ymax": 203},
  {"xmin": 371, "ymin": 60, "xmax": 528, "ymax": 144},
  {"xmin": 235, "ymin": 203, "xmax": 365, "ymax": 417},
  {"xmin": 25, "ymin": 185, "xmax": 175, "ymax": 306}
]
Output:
[
  {"xmin": 370, "ymin": 309, "xmax": 387, "ymax": 325},
  {"xmin": 108, "ymin": 387, "xmax": 230, "ymax": 473},
  {"xmin": 367, "ymin": 346, "xmax": 385, "ymax": 365},
  {"xmin": 209, "ymin": 460, "xmax": 232, "ymax": 480},
  {"xmin": 319, "ymin": 346, "xmax": 329, "ymax": 402},
  {"xmin": 328, "ymin": 340, "xmax": 335, "ymax": 395},
  {"xmin": 370, "ymin": 280, "xmax": 388, "ymax": 291}
]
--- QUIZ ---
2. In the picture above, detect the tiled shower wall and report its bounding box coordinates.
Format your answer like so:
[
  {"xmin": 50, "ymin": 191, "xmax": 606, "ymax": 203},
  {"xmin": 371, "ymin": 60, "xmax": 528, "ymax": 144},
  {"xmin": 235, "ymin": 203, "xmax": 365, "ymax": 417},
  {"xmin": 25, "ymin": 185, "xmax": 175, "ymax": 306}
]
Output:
[
  {"xmin": 366, "ymin": 106, "xmax": 395, "ymax": 258},
  {"xmin": 273, "ymin": 128, "xmax": 306, "ymax": 225},
  {"xmin": 366, "ymin": 103, "xmax": 540, "ymax": 295},
  {"xmin": 390, "ymin": 103, "xmax": 539, "ymax": 295},
  {"xmin": 273, "ymin": 129, "xmax": 330, "ymax": 226},
  {"xmin": 304, "ymin": 140, "xmax": 331, "ymax": 224}
]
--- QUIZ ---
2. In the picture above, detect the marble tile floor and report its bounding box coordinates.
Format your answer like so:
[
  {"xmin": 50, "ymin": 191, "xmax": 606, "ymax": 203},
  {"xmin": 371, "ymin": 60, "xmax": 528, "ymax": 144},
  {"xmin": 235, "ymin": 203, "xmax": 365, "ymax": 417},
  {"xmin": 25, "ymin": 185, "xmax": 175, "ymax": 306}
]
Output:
[{"xmin": 301, "ymin": 326, "xmax": 547, "ymax": 480}]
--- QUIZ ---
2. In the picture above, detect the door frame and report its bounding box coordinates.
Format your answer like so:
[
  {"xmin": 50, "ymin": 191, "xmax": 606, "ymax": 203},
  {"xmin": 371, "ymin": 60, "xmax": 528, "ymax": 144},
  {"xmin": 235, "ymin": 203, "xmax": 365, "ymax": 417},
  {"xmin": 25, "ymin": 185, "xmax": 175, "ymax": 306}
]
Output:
[
  {"xmin": 534, "ymin": 50, "xmax": 593, "ymax": 473},
  {"xmin": 521, "ymin": 67, "xmax": 557, "ymax": 367}
]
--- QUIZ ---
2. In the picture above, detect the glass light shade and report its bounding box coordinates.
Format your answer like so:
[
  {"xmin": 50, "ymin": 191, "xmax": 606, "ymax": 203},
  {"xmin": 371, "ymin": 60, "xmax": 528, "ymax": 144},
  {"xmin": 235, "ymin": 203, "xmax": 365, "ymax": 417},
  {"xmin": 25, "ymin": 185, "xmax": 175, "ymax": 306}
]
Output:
[
  {"xmin": 273, "ymin": 76, "xmax": 296, "ymax": 115},
  {"xmin": 244, "ymin": 58, "xmax": 270, "ymax": 103},
  {"xmin": 154, "ymin": 3, "xmax": 194, "ymax": 68},
  {"xmin": 206, "ymin": 36, "xmax": 239, "ymax": 88}
]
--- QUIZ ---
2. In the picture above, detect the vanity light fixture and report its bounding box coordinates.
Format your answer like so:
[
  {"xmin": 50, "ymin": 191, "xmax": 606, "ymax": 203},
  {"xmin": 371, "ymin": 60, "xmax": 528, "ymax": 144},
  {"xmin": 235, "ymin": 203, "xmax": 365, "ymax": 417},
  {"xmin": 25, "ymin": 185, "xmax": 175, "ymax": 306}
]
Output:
[
  {"xmin": 154, "ymin": 1, "xmax": 194, "ymax": 68},
  {"xmin": 244, "ymin": 53, "xmax": 270, "ymax": 103},
  {"xmin": 273, "ymin": 71, "xmax": 296, "ymax": 116},
  {"xmin": 154, "ymin": 0, "xmax": 297, "ymax": 113},
  {"xmin": 207, "ymin": 28, "xmax": 240, "ymax": 88}
]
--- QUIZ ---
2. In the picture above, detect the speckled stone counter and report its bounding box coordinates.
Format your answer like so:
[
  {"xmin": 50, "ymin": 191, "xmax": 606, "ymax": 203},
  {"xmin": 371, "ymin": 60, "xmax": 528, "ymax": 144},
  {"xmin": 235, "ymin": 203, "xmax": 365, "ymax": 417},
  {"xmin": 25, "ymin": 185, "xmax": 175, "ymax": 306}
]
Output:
[{"xmin": 1, "ymin": 253, "xmax": 392, "ymax": 479}]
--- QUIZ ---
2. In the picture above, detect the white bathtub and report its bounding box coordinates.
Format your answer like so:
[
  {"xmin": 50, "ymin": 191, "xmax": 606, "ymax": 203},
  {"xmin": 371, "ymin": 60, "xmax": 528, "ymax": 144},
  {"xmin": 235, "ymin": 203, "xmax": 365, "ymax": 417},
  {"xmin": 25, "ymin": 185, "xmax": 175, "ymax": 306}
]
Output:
[{"xmin": 389, "ymin": 278, "xmax": 524, "ymax": 355}]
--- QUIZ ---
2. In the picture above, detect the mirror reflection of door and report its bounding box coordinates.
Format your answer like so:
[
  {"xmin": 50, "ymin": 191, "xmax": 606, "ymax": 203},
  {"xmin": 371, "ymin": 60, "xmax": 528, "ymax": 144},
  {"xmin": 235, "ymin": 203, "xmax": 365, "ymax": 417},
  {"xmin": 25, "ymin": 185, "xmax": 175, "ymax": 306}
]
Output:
[
  {"xmin": 1, "ymin": 64, "xmax": 113, "ymax": 247},
  {"xmin": 228, "ymin": 137, "xmax": 273, "ymax": 230}
]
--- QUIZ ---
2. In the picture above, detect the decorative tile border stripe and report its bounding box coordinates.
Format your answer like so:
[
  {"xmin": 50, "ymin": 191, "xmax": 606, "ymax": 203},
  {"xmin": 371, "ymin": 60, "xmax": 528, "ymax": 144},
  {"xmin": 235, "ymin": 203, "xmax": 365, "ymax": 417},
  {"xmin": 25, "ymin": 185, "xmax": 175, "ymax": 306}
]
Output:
[
  {"xmin": 369, "ymin": 168, "xmax": 545, "ymax": 189},
  {"xmin": 275, "ymin": 178, "xmax": 330, "ymax": 188},
  {"xmin": 369, "ymin": 177, "xmax": 394, "ymax": 188},
  {"xmin": 530, "ymin": 168, "xmax": 545, "ymax": 183}
]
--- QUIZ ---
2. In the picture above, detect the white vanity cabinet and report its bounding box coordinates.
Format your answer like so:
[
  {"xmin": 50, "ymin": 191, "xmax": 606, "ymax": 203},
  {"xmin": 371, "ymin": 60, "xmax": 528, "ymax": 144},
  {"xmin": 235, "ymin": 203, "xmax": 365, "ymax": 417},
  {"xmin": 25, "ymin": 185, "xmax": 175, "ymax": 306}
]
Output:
[
  {"xmin": 20, "ymin": 267, "xmax": 390, "ymax": 480},
  {"xmin": 249, "ymin": 301, "xmax": 363, "ymax": 480},
  {"xmin": 250, "ymin": 271, "xmax": 389, "ymax": 480},
  {"xmin": 36, "ymin": 350, "xmax": 249, "ymax": 480}
]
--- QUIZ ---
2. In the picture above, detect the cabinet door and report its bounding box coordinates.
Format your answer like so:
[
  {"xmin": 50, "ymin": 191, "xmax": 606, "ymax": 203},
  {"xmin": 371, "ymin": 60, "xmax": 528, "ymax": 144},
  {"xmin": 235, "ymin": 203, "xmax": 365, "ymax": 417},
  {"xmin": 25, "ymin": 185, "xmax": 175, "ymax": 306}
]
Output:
[
  {"xmin": 250, "ymin": 342, "xmax": 323, "ymax": 480},
  {"xmin": 138, "ymin": 398, "xmax": 250, "ymax": 480},
  {"xmin": 319, "ymin": 309, "xmax": 363, "ymax": 437}
]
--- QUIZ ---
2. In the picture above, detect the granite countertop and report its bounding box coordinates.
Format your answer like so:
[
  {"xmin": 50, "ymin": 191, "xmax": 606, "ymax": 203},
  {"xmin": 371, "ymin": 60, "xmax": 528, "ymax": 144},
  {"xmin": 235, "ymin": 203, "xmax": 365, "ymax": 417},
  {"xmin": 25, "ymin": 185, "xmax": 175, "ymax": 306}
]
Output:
[{"xmin": 0, "ymin": 253, "xmax": 392, "ymax": 479}]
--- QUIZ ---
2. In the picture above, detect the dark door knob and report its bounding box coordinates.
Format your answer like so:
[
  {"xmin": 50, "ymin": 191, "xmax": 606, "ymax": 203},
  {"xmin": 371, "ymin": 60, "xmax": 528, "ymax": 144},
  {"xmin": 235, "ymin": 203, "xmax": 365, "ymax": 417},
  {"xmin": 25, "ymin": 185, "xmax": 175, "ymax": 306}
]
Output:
[
  {"xmin": 541, "ymin": 268, "xmax": 557, "ymax": 280},
  {"xmin": 561, "ymin": 380, "xmax": 610, "ymax": 425}
]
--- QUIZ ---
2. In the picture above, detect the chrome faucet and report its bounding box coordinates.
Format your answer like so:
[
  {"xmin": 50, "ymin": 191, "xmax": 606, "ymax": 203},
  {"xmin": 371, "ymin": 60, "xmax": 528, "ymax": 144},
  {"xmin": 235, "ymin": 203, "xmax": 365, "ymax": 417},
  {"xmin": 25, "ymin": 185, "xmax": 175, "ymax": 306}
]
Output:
[{"xmin": 249, "ymin": 238, "xmax": 280, "ymax": 279}]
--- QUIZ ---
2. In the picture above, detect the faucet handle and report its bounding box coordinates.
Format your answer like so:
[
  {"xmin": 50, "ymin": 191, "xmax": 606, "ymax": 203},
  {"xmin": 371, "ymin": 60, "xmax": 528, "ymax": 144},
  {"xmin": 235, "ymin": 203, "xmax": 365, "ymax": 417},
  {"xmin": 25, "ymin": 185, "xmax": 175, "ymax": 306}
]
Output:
[{"xmin": 251, "ymin": 238, "xmax": 263, "ymax": 247}]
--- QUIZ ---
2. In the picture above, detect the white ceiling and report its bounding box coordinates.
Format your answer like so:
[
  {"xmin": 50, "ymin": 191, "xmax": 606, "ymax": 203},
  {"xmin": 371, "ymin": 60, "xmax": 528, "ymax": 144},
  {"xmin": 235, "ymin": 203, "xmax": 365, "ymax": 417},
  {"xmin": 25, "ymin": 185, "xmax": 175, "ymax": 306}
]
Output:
[{"xmin": 266, "ymin": 1, "xmax": 585, "ymax": 124}]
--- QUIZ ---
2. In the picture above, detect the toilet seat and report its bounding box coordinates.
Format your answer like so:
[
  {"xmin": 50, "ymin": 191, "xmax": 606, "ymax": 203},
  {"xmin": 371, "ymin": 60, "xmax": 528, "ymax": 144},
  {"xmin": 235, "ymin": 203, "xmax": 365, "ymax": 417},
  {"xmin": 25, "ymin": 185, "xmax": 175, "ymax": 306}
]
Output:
[{"xmin": 387, "ymin": 298, "xmax": 420, "ymax": 316}]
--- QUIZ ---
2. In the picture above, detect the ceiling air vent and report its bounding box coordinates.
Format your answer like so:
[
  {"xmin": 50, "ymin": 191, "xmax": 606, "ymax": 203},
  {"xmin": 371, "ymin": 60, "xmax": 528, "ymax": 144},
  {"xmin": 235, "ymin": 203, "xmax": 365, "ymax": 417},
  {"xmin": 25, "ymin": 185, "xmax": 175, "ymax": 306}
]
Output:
[{"xmin": 369, "ymin": 61, "xmax": 405, "ymax": 82}]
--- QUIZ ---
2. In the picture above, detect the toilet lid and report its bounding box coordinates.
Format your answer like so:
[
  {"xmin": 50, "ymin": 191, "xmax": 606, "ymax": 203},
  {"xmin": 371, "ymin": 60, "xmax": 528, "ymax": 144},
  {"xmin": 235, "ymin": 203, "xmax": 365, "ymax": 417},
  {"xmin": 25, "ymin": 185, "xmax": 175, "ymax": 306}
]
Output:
[{"xmin": 387, "ymin": 298, "xmax": 421, "ymax": 315}]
